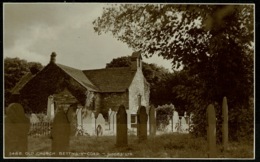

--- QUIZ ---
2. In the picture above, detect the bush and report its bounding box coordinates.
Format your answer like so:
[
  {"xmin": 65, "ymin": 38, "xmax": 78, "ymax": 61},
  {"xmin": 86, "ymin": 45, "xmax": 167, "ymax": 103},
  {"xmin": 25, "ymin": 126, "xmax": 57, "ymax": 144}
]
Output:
[{"xmin": 156, "ymin": 104, "xmax": 174, "ymax": 130}]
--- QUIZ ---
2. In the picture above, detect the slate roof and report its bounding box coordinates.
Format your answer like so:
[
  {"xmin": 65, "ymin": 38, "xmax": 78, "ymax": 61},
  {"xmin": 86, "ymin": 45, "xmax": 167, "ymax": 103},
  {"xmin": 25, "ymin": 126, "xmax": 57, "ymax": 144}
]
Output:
[
  {"xmin": 11, "ymin": 72, "xmax": 36, "ymax": 94},
  {"xmin": 11, "ymin": 52, "xmax": 143, "ymax": 94},
  {"xmin": 83, "ymin": 67, "xmax": 136, "ymax": 93},
  {"xmin": 56, "ymin": 64, "xmax": 98, "ymax": 91}
]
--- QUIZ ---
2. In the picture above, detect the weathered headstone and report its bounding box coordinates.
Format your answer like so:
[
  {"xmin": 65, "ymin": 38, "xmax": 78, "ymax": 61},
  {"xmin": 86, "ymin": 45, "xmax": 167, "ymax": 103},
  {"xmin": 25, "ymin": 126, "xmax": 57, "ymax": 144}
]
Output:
[
  {"xmin": 149, "ymin": 105, "xmax": 156, "ymax": 136},
  {"xmin": 207, "ymin": 104, "xmax": 217, "ymax": 158},
  {"xmin": 5, "ymin": 103, "xmax": 30, "ymax": 157},
  {"xmin": 165, "ymin": 120, "xmax": 172, "ymax": 132},
  {"xmin": 172, "ymin": 110, "xmax": 179, "ymax": 132},
  {"xmin": 66, "ymin": 106, "xmax": 77, "ymax": 136},
  {"xmin": 116, "ymin": 105, "xmax": 128, "ymax": 147},
  {"xmin": 96, "ymin": 113, "xmax": 106, "ymax": 136},
  {"xmin": 47, "ymin": 95, "xmax": 55, "ymax": 121},
  {"xmin": 91, "ymin": 112, "xmax": 96, "ymax": 136},
  {"xmin": 181, "ymin": 116, "xmax": 189, "ymax": 133},
  {"xmin": 222, "ymin": 96, "xmax": 228, "ymax": 151},
  {"xmin": 109, "ymin": 111, "xmax": 117, "ymax": 135},
  {"xmin": 51, "ymin": 107, "xmax": 71, "ymax": 157},
  {"xmin": 82, "ymin": 109, "xmax": 93, "ymax": 135},
  {"xmin": 75, "ymin": 106, "xmax": 83, "ymax": 136},
  {"xmin": 138, "ymin": 106, "xmax": 148, "ymax": 142},
  {"xmin": 30, "ymin": 113, "xmax": 40, "ymax": 124}
]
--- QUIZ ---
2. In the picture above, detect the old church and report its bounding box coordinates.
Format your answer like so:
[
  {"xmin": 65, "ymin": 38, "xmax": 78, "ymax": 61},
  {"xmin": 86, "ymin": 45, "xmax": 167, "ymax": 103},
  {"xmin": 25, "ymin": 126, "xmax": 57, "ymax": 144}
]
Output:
[{"xmin": 11, "ymin": 51, "xmax": 150, "ymax": 132}]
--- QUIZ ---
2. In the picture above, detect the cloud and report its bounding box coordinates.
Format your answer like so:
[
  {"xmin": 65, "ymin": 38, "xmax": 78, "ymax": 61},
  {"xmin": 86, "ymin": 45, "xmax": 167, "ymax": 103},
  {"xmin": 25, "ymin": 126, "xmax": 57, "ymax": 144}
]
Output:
[{"xmin": 4, "ymin": 3, "xmax": 173, "ymax": 71}]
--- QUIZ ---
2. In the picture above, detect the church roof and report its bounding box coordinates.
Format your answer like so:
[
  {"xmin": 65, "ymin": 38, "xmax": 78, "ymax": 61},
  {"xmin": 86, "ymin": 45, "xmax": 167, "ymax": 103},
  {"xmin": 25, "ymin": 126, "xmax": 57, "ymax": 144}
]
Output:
[
  {"xmin": 83, "ymin": 67, "xmax": 136, "ymax": 93},
  {"xmin": 56, "ymin": 64, "xmax": 98, "ymax": 91},
  {"xmin": 11, "ymin": 72, "xmax": 36, "ymax": 94},
  {"xmin": 11, "ymin": 62, "xmax": 138, "ymax": 94}
]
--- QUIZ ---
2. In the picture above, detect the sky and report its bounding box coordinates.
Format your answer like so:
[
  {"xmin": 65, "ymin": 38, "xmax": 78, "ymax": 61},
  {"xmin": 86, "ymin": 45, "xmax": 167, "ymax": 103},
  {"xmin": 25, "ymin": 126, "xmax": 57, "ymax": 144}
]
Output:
[{"xmin": 3, "ymin": 3, "xmax": 173, "ymax": 71}]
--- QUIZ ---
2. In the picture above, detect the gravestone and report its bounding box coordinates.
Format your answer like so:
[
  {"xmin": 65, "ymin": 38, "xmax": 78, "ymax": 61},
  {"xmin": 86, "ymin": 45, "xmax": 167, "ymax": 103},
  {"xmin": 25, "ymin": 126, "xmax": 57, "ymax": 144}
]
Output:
[
  {"xmin": 172, "ymin": 110, "xmax": 179, "ymax": 132},
  {"xmin": 222, "ymin": 96, "xmax": 228, "ymax": 151},
  {"xmin": 82, "ymin": 109, "xmax": 93, "ymax": 136},
  {"xmin": 66, "ymin": 106, "xmax": 77, "ymax": 136},
  {"xmin": 181, "ymin": 116, "xmax": 189, "ymax": 133},
  {"xmin": 96, "ymin": 113, "xmax": 106, "ymax": 136},
  {"xmin": 149, "ymin": 105, "xmax": 156, "ymax": 136},
  {"xmin": 165, "ymin": 120, "xmax": 172, "ymax": 132},
  {"xmin": 207, "ymin": 104, "xmax": 217, "ymax": 158},
  {"xmin": 116, "ymin": 105, "xmax": 128, "ymax": 147},
  {"xmin": 91, "ymin": 112, "xmax": 96, "ymax": 135},
  {"xmin": 47, "ymin": 95, "xmax": 55, "ymax": 121},
  {"xmin": 108, "ymin": 109, "xmax": 117, "ymax": 135},
  {"xmin": 30, "ymin": 113, "xmax": 40, "ymax": 124},
  {"xmin": 75, "ymin": 107, "xmax": 83, "ymax": 136},
  {"xmin": 138, "ymin": 106, "xmax": 148, "ymax": 142},
  {"xmin": 109, "ymin": 111, "xmax": 117, "ymax": 135},
  {"xmin": 5, "ymin": 103, "xmax": 30, "ymax": 157},
  {"xmin": 51, "ymin": 107, "xmax": 71, "ymax": 157}
]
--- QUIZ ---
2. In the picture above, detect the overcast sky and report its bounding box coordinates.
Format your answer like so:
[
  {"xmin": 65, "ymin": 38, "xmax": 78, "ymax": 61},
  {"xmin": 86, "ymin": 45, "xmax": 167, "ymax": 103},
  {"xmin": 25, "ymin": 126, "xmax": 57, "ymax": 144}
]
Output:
[{"xmin": 4, "ymin": 3, "xmax": 173, "ymax": 71}]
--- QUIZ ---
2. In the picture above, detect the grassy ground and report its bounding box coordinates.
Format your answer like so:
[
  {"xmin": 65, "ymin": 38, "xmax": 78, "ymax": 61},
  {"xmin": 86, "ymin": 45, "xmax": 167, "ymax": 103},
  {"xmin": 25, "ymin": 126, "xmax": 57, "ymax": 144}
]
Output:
[{"xmin": 27, "ymin": 133, "xmax": 254, "ymax": 159}]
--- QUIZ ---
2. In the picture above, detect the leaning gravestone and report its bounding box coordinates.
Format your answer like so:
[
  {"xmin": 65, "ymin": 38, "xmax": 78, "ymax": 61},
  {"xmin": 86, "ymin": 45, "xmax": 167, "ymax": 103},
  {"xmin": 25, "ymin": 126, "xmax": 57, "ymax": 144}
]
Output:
[
  {"xmin": 149, "ymin": 105, "xmax": 156, "ymax": 136},
  {"xmin": 51, "ymin": 107, "xmax": 71, "ymax": 157},
  {"xmin": 207, "ymin": 104, "xmax": 217, "ymax": 158},
  {"xmin": 116, "ymin": 105, "xmax": 128, "ymax": 147},
  {"xmin": 5, "ymin": 103, "xmax": 30, "ymax": 157},
  {"xmin": 172, "ymin": 110, "xmax": 179, "ymax": 132},
  {"xmin": 222, "ymin": 96, "xmax": 228, "ymax": 152},
  {"xmin": 138, "ymin": 106, "xmax": 148, "ymax": 142}
]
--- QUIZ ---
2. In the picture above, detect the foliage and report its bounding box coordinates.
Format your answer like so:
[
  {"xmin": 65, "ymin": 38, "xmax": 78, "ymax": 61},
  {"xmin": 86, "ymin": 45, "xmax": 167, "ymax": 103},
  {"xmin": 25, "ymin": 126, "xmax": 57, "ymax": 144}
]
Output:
[
  {"xmin": 4, "ymin": 57, "xmax": 43, "ymax": 107},
  {"xmin": 93, "ymin": 4, "xmax": 254, "ymax": 141},
  {"xmin": 155, "ymin": 104, "xmax": 174, "ymax": 130}
]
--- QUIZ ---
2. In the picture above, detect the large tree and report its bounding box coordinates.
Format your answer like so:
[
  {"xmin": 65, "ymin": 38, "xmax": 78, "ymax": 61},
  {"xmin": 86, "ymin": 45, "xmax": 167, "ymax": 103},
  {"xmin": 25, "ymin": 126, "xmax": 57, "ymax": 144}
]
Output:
[
  {"xmin": 4, "ymin": 57, "xmax": 43, "ymax": 107},
  {"xmin": 93, "ymin": 4, "xmax": 254, "ymax": 141}
]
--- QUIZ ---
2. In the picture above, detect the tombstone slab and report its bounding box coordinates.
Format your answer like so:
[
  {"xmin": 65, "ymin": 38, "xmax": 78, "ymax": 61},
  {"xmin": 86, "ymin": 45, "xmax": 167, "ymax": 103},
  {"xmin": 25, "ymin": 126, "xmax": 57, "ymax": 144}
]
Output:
[
  {"xmin": 222, "ymin": 97, "xmax": 228, "ymax": 151},
  {"xmin": 116, "ymin": 105, "xmax": 128, "ymax": 147},
  {"xmin": 96, "ymin": 113, "xmax": 106, "ymax": 136},
  {"xmin": 207, "ymin": 104, "xmax": 217, "ymax": 158},
  {"xmin": 51, "ymin": 107, "xmax": 71, "ymax": 157},
  {"xmin": 149, "ymin": 105, "xmax": 156, "ymax": 136},
  {"xmin": 138, "ymin": 106, "xmax": 148, "ymax": 142},
  {"xmin": 5, "ymin": 103, "xmax": 30, "ymax": 157},
  {"xmin": 172, "ymin": 110, "xmax": 179, "ymax": 132}
]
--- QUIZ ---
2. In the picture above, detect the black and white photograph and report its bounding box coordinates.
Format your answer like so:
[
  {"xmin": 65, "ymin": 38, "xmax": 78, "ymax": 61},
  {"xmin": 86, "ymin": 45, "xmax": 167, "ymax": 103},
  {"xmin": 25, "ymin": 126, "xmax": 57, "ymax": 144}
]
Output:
[{"xmin": 3, "ymin": 3, "xmax": 255, "ymax": 159}]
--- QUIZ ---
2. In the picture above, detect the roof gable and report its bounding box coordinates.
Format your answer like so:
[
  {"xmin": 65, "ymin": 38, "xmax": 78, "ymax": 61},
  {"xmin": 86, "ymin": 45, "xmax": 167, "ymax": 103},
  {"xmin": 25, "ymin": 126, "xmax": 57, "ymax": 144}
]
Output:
[
  {"xmin": 83, "ymin": 67, "xmax": 136, "ymax": 93},
  {"xmin": 56, "ymin": 64, "xmax": 98, "ymax": 91},
  {"xmin": 11, "ymin": 72, "xmax": 36, "ymax": 94}
]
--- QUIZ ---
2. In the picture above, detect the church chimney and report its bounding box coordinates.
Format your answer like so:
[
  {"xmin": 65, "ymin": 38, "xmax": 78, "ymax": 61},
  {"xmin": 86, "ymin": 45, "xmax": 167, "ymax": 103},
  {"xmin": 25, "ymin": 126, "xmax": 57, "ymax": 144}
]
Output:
[
  {"xmin": 50, "ymin": 52, "xmax": 56, "ymax": 64},
  {"xmin": 131, "ymin": 51, "xmax": 142, "ymax": 71}
]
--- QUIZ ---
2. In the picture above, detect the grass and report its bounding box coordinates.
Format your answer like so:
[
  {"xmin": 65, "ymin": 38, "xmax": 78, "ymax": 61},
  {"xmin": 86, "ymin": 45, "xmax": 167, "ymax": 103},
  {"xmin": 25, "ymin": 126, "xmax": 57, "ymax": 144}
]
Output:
[{"xmin": 27, "ymin": 133, "xmax": 254, "ymax": 159}]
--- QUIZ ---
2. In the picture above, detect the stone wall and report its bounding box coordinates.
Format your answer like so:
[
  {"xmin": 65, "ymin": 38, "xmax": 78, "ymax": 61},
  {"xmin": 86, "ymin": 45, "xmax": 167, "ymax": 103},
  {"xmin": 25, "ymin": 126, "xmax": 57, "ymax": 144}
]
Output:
[{"xmin": 128, "ymin": 68, "xmax": 150, "ymax": 114}]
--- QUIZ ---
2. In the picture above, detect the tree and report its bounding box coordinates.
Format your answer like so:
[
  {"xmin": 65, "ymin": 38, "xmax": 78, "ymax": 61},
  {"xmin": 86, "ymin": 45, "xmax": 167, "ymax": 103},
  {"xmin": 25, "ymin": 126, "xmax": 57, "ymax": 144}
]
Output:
[
  {"xmin": 93, "ymin": 4, "xmax": 254, "ymax": 141},
  {"xmin": 4, "ymin": 57, "xmax": 43, "ymax": 107}
]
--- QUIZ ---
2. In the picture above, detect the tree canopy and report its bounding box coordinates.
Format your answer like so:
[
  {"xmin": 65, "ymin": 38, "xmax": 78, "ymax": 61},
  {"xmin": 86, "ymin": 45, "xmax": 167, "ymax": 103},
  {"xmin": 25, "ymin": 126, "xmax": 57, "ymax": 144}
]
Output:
[
  {"xmin": 93, "ymin": 4, "xmax": 254, "ymax": 141},
  {"xmin": 4, "ymin": 57, "xmax": 43, "ymax": 107}
]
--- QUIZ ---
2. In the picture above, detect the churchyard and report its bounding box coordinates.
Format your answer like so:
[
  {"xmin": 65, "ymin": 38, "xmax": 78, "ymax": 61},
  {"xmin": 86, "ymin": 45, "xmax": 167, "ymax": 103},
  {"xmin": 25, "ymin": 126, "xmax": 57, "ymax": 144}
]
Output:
[
  {"xmin": 27, "ymin": 133, "xmax": 253, "ymax": 158},
  {"xmin": 4, "ymin": 100, "xmax": 254, "ymax": 159}
]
